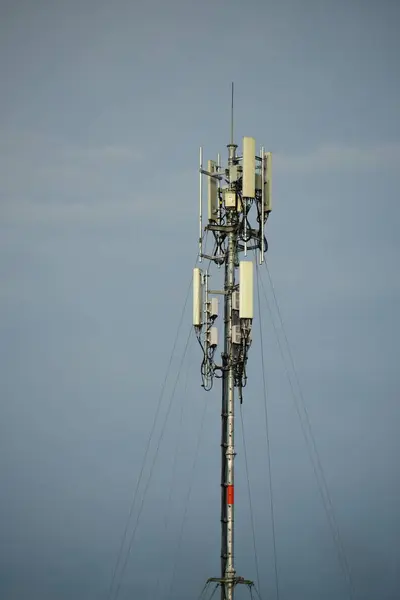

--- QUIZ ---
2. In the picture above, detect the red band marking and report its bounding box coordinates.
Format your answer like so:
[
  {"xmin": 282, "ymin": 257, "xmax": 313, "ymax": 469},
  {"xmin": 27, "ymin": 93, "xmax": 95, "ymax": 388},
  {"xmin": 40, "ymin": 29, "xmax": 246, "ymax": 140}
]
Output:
[{"xmin": 227, "ymin": 485, "xmax": 234, "ymax": 505}]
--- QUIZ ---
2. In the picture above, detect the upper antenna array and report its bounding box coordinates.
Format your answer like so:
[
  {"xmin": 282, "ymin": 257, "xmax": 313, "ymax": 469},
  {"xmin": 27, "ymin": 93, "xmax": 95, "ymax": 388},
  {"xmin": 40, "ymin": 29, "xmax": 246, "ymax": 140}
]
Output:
[
  {"xmin": 194, "ymin": 87, "xmax": 273, "ymax": 394},
  {"xmin": 198, "ymin": 124, "xmax": 272, "ymax": 266}
]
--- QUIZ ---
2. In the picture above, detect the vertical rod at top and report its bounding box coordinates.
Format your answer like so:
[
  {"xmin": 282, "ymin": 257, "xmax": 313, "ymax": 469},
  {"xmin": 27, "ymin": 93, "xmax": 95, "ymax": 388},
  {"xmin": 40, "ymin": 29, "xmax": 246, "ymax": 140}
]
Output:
[
  {"xmin": 199, "ymin": 146, "xmax": 203, "ymax": 262},
  {"xmin": 230, "ymin": 82, "xmax": 234, "ymax": 146}
]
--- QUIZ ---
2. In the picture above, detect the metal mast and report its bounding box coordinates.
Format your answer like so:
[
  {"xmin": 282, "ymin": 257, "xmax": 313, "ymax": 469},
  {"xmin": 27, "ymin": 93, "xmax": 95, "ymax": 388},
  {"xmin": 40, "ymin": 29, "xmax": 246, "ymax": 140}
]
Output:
[
  {"xmin": 193, "ymin": 85, "xmax": 272, "ymax": 600},
  {"xmin": 220, "ymin": 138, "xmax": 238, "ymax": 600}
]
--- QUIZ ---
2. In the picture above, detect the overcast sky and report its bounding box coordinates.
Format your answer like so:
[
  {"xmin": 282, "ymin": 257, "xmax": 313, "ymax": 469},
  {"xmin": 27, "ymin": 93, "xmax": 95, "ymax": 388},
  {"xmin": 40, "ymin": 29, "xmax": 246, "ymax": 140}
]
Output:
[{"xmin": 1, "ymin": 1, "xmax": 399, "ymax": 599}]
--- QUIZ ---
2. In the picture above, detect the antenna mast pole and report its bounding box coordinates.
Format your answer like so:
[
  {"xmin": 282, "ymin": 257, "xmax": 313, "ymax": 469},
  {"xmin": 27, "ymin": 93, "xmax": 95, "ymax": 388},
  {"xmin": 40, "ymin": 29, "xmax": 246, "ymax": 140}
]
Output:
[
  {"xmin": 221, "ymin": 122, "xmax": 238, "ymax": 600},
  {"xmin": 193, "ymin": 84, "xmax": 272, "ymax": 600}
]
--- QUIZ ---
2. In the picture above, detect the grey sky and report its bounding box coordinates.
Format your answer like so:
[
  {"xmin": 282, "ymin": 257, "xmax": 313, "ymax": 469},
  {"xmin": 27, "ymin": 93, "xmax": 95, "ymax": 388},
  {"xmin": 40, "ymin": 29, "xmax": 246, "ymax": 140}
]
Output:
[{"xmin": 1, "ymin": 1, "xmax": 399, "ymax": 599}]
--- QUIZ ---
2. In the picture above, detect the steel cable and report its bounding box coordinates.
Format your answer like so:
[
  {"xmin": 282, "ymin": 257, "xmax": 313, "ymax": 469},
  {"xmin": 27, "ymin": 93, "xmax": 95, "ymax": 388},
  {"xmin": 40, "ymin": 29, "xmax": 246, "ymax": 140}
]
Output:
[
  {"xmin": 260, "ymin": 259, "xmax": 355, "ymax": 598},
  {"xmin": 255, "ymin": 258, "xmax": 280, "ymax": 600},
  {"xmin": 112, "ymin": 325, "xmax": 193, "ymax": 600}
]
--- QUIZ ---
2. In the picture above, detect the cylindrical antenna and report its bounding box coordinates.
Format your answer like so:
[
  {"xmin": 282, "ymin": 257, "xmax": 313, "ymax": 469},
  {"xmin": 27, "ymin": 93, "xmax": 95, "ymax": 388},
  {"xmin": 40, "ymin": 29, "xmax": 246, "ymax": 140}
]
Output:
[{"xmin": 199, "ymin": 146, "xmax": 203, "ymax": 262}]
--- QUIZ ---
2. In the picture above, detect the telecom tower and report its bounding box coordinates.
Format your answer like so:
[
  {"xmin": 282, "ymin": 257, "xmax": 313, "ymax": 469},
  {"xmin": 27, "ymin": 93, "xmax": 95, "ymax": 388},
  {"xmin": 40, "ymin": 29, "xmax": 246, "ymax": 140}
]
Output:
[{"xmin": 193, "ymin": 86, "xmax": 272, "ymax": 600}]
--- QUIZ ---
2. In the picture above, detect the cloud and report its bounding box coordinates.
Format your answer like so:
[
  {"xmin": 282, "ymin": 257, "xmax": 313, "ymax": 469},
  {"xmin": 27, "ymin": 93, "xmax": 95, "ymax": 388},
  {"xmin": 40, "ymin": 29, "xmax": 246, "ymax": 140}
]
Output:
[
  {"xmin": 275, "ymin": 142, "xmax": 400, "ymax": 174},
  {"xmin": 0, "ymin": 130, "xmax": 143, "ymax": 177},
  {"xmin": 0, "ymin": 129, "xmax": 142, "ymax": 191},
  {"xmin": 1, "ymin": 197, "xmax": 159, "ymax": 226},
  {"xmin": 2, "ymin": 129, "xmax": 400, "ymax": 230},
  {"xmin": 0, "ymin": 130, "xmax": 196, "ymax": 225}
]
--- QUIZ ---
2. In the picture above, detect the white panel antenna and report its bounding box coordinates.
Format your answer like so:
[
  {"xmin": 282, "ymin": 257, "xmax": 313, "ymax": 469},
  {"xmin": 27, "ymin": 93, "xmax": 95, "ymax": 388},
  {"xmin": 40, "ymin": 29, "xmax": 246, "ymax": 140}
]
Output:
[
  {"xmin": 242, "ymin": 137, "xmax": 256, "ymax": 198},
  {"xmin": 207, "ymin": 160, "xmax": 218, "ymax": 221},
  {"xmin": 264, "ymin": 151, "xmax": 272, "ymax": 212},
  {"xmin": 239, "ymin": 261, "xmax": 253, "ymax": 319},
  {"xmin": 193, "ymin": 267, "xmax": 203, "ymax": 327}
]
